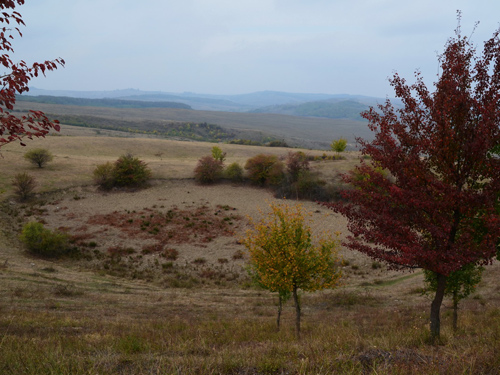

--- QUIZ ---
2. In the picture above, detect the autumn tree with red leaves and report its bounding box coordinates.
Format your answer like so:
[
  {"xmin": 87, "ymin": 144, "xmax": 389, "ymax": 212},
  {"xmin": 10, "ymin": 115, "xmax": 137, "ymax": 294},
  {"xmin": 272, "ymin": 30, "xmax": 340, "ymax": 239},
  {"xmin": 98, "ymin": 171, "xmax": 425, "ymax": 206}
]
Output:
[
  {"xmin": 0, "ymin": 0, "xmax": 64, "ymax": 148},
  {"xmin": 324, "ymin": 19, "xmax": 500, "ymax": 341}
]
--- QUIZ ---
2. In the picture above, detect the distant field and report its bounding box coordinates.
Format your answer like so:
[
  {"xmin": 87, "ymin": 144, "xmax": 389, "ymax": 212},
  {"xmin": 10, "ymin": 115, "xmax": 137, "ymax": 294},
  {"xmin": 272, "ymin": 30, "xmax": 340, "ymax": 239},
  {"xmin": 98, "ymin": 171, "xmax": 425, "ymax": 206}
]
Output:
[{"xmin": 13, "ymin": 101, "xmax": 371, "ymax": 149}]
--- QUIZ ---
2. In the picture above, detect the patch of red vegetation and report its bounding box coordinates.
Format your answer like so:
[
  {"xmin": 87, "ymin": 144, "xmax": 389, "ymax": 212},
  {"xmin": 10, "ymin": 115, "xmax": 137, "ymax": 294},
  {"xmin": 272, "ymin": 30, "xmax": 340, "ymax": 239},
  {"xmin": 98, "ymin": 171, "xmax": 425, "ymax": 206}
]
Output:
[{"xmin": 86, "ymin": 205, "xmax": 242, "ymax": 253}]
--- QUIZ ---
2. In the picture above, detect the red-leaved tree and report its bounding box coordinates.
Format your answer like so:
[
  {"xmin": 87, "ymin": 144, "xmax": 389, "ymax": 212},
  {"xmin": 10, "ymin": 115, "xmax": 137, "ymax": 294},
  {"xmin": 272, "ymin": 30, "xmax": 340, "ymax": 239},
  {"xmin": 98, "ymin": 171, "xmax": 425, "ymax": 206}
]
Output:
[
  {"xmin": 0, "ymin": 0, "xmax": 64, "ymax": 148},
  {"xmin": 324, "ymin": 20, "xmax": 500, "ymax": 341}
]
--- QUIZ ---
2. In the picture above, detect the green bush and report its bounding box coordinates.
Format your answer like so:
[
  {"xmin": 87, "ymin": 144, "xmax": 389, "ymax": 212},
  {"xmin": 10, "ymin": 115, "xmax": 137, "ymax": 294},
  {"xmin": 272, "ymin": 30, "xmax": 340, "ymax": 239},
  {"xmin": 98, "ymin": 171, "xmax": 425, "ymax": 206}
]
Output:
[
  {"xmin": 194, "ymin": 155, "xmax": 224, "ymax": 184},
  {"xmin": 113, "ymin": 154, "xmax": 152, "ymax": 188},
  {"xmin": 331, "ymin": 138, "xmax": 348, "ymax": 153},
  {"xmin": 244, "ymin": 154, "xmax": 284, "ymax": 186},
  {"xmin": 93, "ymin": 162, "xmax": 115, "ymax": 190},
  {"xmin": 93, "ymin": 154, "xmax": 152, "ymax": 190},
  {"xmin": 12, "ymin": 173, "xmax": 36, "ymax": 201},
  {"xmin": 225, "ymin": 162, "xmax": 244, "ymax": 182},
  {"xmin": 24, "ymin": 148, "xmax": 53, "ymax": 168},
  {"xmin": 20, "ymin": 222, "xmax": 70, "ymax": 258}
]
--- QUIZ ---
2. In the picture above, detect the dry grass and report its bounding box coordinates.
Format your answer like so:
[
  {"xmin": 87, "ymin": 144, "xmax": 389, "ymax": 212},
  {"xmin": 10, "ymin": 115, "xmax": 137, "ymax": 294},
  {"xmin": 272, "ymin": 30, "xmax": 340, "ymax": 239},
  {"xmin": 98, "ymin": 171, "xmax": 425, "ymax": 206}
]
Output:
[
  {"xmin": 0, "ymin": 126, "xmax": 356, "ymax": 195},
  {"xmin": 1, "ymin": 131, "xmax": 500, "ymax": 374}
]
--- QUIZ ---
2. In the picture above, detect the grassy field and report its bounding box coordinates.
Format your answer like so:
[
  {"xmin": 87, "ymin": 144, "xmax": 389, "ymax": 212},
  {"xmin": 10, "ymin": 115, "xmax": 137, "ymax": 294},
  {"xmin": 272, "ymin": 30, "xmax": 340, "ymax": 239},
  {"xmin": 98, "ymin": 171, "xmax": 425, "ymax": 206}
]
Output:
[{"xmin": 1, "ymin": 130, "xmax": 500, "ymax": 374}]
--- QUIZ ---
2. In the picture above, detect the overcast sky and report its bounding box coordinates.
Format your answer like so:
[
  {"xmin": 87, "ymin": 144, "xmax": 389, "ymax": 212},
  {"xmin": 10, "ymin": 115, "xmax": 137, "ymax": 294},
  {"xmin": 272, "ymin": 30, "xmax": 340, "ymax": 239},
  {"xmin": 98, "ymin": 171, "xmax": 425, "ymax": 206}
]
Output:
[{"xmin": 12, "ymin": 0, "xmax": 500, "ymax": 97}]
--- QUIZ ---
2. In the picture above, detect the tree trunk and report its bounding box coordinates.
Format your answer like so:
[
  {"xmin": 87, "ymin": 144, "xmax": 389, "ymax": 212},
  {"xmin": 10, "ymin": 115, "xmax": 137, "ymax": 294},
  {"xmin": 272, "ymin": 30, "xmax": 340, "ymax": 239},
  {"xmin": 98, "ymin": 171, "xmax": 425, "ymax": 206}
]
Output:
[
  {"xmin": 430, "ymin": 273, "xmax": 447, "ymax": 342},
  {"xmin": 292, "ymin": 285, "xmax": 301, "ymax": 340},
  {"xmin": 452, "ymin": 291, "xmax": 458, "ymax": 332},
  {"xmin": 277, "ymin": 293, "xmax": 283, "ymax": 331}
]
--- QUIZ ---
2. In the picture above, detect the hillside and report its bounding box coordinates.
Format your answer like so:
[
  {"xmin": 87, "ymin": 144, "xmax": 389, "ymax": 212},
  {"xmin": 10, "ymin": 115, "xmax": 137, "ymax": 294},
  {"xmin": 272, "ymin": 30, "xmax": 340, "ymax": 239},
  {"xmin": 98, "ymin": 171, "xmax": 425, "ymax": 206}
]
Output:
[
  {"xmin": 13, "ymin": 100, "xmax": 372, "ymax": 149},
  {"xmin": 250, "ymin": 99, "xmax": 370, "ymax": 121}
]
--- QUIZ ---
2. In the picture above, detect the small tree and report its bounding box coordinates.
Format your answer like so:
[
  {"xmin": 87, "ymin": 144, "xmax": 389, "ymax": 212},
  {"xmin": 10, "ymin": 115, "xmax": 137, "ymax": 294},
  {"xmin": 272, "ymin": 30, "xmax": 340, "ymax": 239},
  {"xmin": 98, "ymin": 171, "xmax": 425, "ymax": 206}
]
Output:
[
  {"xmin": 194, "ymin": 155, "xmax": 224, "ymax": 184},
  {"xmin": 331, "ymin": 138, "xmax": 347, "ymax": 154},
  {"xmin": 211, "ymin": 146, "xmax": 226, "ymax": 163},
  {"xmin": 242, "ymin": 202, "xmax": 342, "ymax": 338},
  {"xmin": 423, "ymin": 264, "xmax": 483, "ymax": 331},
  {"xmin": 24, "ymin": 148, "xmax": 53, "ymax": 168},
  {"xmin": 12, "ymin": 172, "xmax": 36, "ymax": 201}
]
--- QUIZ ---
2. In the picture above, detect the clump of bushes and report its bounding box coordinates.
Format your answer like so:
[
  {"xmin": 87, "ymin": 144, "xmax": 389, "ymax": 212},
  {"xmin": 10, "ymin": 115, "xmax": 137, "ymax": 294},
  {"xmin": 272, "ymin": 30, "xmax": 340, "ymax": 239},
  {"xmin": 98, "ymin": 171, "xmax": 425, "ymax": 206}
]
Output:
[
  {"xmin": 93, "ymin": 154, "xmax": 152, "ymax": 190},
  {"xmin": 193, "ymin": 149, "xmax": 344, "ymax": 202},
  {"xmin": 20, "ymin": 222, "xmax": 70, "ymax": 258},
  {"xmin": 12, "ymin": 173, "xmax": 36, "ymax": 201},
  {"xmin": 271, "ymin": 151, "xmax": 331, "ymax": 201},
  {"xmin": 24, "ymin": 148, "xmax": 53, "ymax": 168}
]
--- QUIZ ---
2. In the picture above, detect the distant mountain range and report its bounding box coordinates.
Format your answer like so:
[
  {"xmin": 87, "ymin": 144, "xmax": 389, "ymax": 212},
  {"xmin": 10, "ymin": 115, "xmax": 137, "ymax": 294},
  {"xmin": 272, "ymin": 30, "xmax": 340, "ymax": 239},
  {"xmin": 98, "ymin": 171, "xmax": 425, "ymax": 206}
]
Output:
[{"xmin": 23, "ymin": 88, "xmax": 391, "ymax": 120}]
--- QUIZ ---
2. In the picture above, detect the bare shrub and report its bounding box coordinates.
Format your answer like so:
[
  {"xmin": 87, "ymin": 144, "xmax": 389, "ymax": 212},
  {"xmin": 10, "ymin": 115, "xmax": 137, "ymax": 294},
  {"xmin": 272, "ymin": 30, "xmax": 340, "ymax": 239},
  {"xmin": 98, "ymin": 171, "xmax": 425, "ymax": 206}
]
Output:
[{"xmin": 12, "ymin": 173, "xmax": 36, "ymax": 201}]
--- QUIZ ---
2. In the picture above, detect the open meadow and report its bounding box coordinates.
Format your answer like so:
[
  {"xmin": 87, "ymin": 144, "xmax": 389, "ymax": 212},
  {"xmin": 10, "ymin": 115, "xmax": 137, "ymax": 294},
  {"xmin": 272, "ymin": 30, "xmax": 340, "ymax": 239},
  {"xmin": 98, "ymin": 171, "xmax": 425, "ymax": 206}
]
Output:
[{"xmin": 1, "ymin": 127, "xmax": 500, "ymax": 374}]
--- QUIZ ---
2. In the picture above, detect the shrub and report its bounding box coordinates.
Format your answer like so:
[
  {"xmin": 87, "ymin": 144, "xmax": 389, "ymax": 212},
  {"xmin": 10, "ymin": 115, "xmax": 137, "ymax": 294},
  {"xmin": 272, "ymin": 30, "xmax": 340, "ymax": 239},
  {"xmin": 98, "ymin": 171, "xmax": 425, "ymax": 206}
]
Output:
[
  {"xmin": 93, "ymin": 162, "xmax": 115, "ymax": 190},
  {"xmin": 274, "ymin": 170, "xmax": 330, "ymax": 201},
  {"xmin": 331, "ymin": 138, "xmax": 348, "ymax": 153},
  {"xmin": 93, "ymin": 155, "xmax": 152, "ymax": 190},
  {"xmin": 12, "ymin": 173, "xmax": 36, "ymax": 201},
  {"xmin": 225, "ymin": 162, "xmax": 244, "ymax": 182},
  {"xmin": 244, "ymin": 154, "xmax": 284, "ymax": 186},
  {"xmin": 113, "ymin": 154, "xmax": 152, "ymax": 188},
  {"xmin": 194, "ymin": 155, "xmax": 224, "ymax": 184},
  {"xmin": 24, "ymin": 148, "xmax": 53, "ymax": 168},
  {"xmin": 20, "ymin": 222, "xmax": 70, "ymax": 258}
]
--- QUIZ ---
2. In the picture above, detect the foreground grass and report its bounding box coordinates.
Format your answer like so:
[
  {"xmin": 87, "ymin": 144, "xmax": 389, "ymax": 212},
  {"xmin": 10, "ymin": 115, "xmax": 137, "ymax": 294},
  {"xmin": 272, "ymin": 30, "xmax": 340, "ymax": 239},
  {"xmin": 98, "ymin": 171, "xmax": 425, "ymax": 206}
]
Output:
[{"xmin": 1, "ymin": 278, "xmax": 500, "ymax": 375}]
